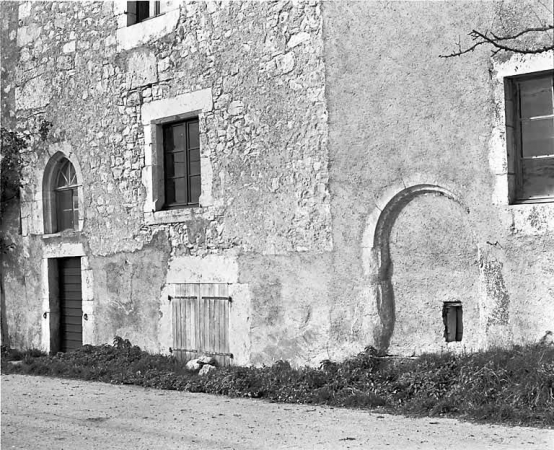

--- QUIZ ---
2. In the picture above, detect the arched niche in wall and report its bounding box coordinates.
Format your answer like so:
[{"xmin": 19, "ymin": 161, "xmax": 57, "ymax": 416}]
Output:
[
  {"xmin": 42, "ymin": 150, "xmax": 84, "ymax": 235},
  {"xmin": 362, "ymin": 183, "xmax": 476, "ymax": 354}
]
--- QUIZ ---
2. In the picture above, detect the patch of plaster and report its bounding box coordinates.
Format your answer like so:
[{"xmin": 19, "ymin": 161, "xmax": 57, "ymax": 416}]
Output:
[{"xmin": 363, "ymin": 184, "xmax": 470, "ymax": 352}]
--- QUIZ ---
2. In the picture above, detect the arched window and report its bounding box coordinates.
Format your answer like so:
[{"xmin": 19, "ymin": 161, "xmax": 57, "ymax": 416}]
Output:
[
  {"xmin": 43, "ymin": 153, "xmax": 82, "ymax": 234},
  {"xmin": 54, "ymin": 159, "xmax": 79, "ymax": 231}
]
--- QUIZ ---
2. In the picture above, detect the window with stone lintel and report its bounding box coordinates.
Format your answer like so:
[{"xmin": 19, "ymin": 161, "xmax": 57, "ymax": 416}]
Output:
[
  {"xmin": 43, "ymin": 152, "xmax": 83, "ymax": 235},
  {"xmin": 505, "ymin": 70, "xmax": 554, "ymax": 203}
]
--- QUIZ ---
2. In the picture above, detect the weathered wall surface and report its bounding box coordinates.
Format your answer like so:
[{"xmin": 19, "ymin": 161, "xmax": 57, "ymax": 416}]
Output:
[
  {"xmin": 90, "ymin": 231, "xmax": 170, "ymax": 351},
  {"xmin": 1, "ymin": 0, "xmax": 332, "ymax": 364},
  {"xmin": 388, "ymin": 195, "xmax": 479, "ymax": 355},
  {"xmin": 238, "ymin": 252, "xmax": 333, "ymax": 366},
  {"xmin": 324, "ymin": 0, "xmax": 554, "ymax": 357},
  {"xmin": 2, "ymin": 1, "xmax": 552, "ymax": 364}
]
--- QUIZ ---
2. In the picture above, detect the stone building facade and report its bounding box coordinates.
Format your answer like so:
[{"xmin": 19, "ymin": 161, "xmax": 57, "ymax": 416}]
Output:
[{"xmin": 1, "ymin": 1, "xmax": 553, "ymax": 366}]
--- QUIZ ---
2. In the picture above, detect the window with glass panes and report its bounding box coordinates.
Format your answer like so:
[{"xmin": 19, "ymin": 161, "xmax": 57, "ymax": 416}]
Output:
[
  {"xmin": 126, "ymin": 1, "xmax": 160, "ymax": 26},
  {"xmin": 508, "ymin": 71, "xmax": 554, "ymax": 202},
  {"xmin": 163, "ymin": 118, "xmax": 200, "ymax": 208},
  {"xmin": 55, "ymin": 159, "xmax": 79, "ymax": 231}
]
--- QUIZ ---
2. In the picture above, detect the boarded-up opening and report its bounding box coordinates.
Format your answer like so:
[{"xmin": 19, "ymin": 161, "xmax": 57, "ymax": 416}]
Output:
[
  {"xmin": 58, "ymin": 257, "xmax": 83, "ymax": 352},
  {"xmin": 443, "ymin": 302, "xmax": 463, "ymax": 342},
  {"xmin": 170, "ymin": 283, "xmax": 231, "ymax": 366}
]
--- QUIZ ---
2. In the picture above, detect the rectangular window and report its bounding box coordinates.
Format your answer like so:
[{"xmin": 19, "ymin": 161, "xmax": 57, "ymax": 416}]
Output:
[
  {"xmin": 443, "ymin": 302, "xmax": 463, "ymax": 342},
  {"xmin": 162, "ymin": 118, "xmax": 200, "ymax": 209},
  {"xmin": 126, "ymin": 1, "xmax": 160, "ymax": 26},
  {"xmin": 170, "ymin": 283, "xmax": 231, "ymax": 367},
  {"xmin": 506, "ymin": 71, "xmax": 554, "ymax": 202}
]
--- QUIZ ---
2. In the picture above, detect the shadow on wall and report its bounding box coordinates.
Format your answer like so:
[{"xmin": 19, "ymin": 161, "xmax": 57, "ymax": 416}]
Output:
[{"xmin": 369, "ymin": 184, "xmax": 474, "ymax": 354}]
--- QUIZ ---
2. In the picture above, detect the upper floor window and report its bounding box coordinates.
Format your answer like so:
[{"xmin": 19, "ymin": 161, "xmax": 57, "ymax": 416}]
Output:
[
  {"xmin": 55, "ymin": 159, "xmax": 79, "ymax": 231},
  {"xmin": 163, "ymin": 118, "xmax": 200, "ymax": 209},
  {"xmin": 43, "ymin": 153, "xmax": 82, "ymax": 235},
  {"xmin": 506, "ymin": 71, "xmax": 554, "ymax": 202},
  {"xmin": 127, "ymin": 1, "xmax": 160, "ymax": 26}
]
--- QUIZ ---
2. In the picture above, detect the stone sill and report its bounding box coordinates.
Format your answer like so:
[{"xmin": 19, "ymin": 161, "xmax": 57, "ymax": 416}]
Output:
[
  {"xmin": 144, "ymin": 207, "xmax": 203, "ymax": 225},
  {"xmin": 116, "ymin": 8, "xmax": 181, "ymax": 52},
  {"xmin": 506, "ymin": 201, "xmax": 554, "ymax": 236},
  {"xmin": 510, "ymin": 198, "xmax": 554, "ymax": 206},
  {"xmin": 42, "ymin": 230, "xmax": 81, "ymax": 240}
]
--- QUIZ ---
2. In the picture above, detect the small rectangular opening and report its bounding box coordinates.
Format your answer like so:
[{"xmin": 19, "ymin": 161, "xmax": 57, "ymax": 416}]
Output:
[{"xmin": 443, "ymin": 302, "xmax": 463, "ymax": 342}]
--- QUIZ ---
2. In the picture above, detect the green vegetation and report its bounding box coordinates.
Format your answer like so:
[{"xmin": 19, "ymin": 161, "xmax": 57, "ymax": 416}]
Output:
[{"xmin": 2, "ymin": 338, "xmax": 553, "ymax": 428}]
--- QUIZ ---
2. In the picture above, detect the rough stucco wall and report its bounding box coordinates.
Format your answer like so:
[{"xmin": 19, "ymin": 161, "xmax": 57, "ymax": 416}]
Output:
[
  {"xmin": 324, "ymin": 0, "xmax": 554, "ymax": 356},
  {"xmin": 90, "ymin": 231, "xmax": 170, "ymax": 350},
  {"xmin": 388, "ymin": 195, "xmax": 479, "ymax": 355},
  {"xmin": 503, "ymin": 239, "xmax": 554, "ymax": 345},
  {"xmin": 1, "ymin": 237, "xmax": 43, "ymax": 350},
  {"xmin": 2, "ymin": 1, "xmax": 331, "ymax": 361},
  {"xmin": 10, "ymin": 0, "xmax": 329, "ymax": 253},
  {"xmin": 238, "ymin": 253, "xmax": 333, "ymax": 366},
  {"xmin": 0, "ymin": 2, "xmax": 16, "ymax": 347},
  {"xmin": 3, "ymin": 0, "xmax": 553, "ymax": 362}
]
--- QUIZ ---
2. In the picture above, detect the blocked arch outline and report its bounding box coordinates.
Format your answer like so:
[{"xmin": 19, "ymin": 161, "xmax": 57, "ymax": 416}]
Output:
[
  {"xmin": 42, "ymin": 150, "xmax": 84, "ymax": 234},
  {"xmin": 362, "ymin": 183, "xmax": 470, "ymax": 352}
]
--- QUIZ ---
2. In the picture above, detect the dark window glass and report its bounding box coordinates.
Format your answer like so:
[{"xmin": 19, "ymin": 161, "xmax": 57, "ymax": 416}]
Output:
[
  {"xmin": 54, "ymin": 159, "xmax": 79, "ymax": 232},
  {"xmin": 127, "ymin": 2, "xmax": 161, "ymax": 26},
  {"xmin": 163, "ymin": 118, "xmax": 200, "ymax": 208},
  {"xmin": 511, "ymin": 72, "xmax": 554, "ymax": 201},
  {"xmin": 188, "ymin": 121, "xmax": 200, "ymax": 148}
]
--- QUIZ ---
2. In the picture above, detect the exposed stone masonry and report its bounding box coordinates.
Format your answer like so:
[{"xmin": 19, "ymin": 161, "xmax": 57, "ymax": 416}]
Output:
[{"xmin": 11, "ymin": 0, "xmax": 331, "ymax": 258}]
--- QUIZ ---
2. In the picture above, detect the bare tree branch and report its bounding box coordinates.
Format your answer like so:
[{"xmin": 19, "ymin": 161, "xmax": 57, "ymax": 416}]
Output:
[{"xmin": 440, "ymin": 25, "xmax": 554, "ymax": 58}]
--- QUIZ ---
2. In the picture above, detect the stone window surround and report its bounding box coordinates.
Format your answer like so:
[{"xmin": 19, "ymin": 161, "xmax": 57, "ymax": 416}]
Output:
[
  {"xmin": 489, "ymin": 52, "xmax": 554, "ymax": 236},
  {"xmin": 43, "ymin": 153, "xmax": 84, "ymax": 235},
  {"xmin": 42, "ymin": 149, "xmax": 85, "ymax": 236},
  {"xmin": 141, "ymin": 88, "xmax": 214, "ymax": 225},
  {"xmin": 20, "ymin": 143, "xmax": 85, "ymax": 238},
  {"xmin": 41, "ymin": 243, "xmax": 94, "ymax": 353},
  {"xmin": 114, "ymin": 1, "xmax": 181, "ymax": 52},
  {"xmin": 490, "ymin": 52, "xmax": 554, "ymax": 207}
]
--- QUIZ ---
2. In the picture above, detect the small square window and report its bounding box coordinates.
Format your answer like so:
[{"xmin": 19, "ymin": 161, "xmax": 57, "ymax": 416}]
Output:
[
  {"xmin": 127, "ymin": 1, "xmax": 160, "ymax": 27},
  {"xmin": 162, "ymin": 118, "xmax": 201, "ymax": 209},
  {"xmin": 443, "ymin": 302, "xmax": 463, "ymax": 342},
  {"xmin": 505, "ymin": 71, "xmax": 554, "ymax": 203}
]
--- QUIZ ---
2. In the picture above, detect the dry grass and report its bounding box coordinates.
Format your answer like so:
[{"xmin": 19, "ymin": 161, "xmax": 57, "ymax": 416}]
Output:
[{"xmin": 2, "ymin": 338, "xmax": 553, "ymax": 427}]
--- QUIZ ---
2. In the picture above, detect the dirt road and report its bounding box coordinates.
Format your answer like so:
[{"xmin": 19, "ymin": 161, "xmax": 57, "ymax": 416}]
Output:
[{"xmin": 1, "ymin": 374, "xmax": 552, "ymax": 449}]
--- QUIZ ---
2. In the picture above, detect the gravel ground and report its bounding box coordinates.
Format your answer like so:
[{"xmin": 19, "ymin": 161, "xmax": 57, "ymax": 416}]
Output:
[{"xmin": 1, "ymin": 374, "xmax": 552, "ymax": 450}]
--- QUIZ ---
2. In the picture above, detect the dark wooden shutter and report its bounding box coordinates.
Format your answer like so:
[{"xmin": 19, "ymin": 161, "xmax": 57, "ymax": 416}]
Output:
[
  {"xmin": 126, "ymin": 1, "xmax": 138, "ymax": 26},
  {"xmin": 446, "ymin": 306, "xmax": 457, "ymax": 342},
  {"xmin": 443, "ymin": 303, "xmax": 463, "ymax": 342},
  {"xmin": 455, "ymin": 306, "xmax": 463, "ymax": 342},
  {"xmin": 59, "ymin": 258, "xmax": 82, "ymax": 352}
]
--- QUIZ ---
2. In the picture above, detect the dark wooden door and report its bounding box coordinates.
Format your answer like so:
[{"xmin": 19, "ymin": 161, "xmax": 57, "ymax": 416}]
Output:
[{"xmin": 58, "ymin": 257, "xmax": 82, "ymax": 352}]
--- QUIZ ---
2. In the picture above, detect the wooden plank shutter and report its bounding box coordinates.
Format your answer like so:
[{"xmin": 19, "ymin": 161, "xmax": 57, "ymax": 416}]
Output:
[
  {"xmin": 171, "ymin": 283, "xmax": 231, "ymax": 367},
  {"xmin": 126, "ymin": 1, "xmax": 138, "ymax": 26},
  {"xmin": 455, "ymin": 306, "xmax": 463, "ymax": 342},
  {"xmin": 446, "ymin": 306, "xmax": 457, "ymax": 342}
]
